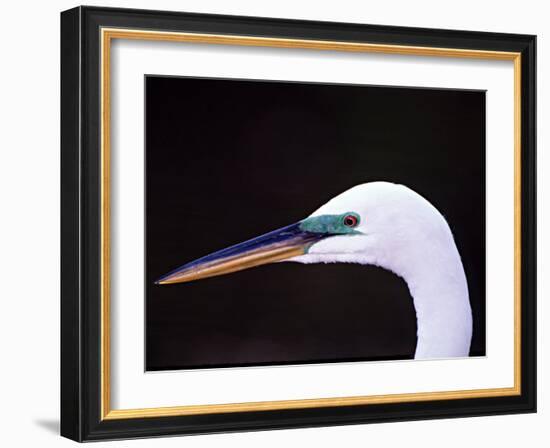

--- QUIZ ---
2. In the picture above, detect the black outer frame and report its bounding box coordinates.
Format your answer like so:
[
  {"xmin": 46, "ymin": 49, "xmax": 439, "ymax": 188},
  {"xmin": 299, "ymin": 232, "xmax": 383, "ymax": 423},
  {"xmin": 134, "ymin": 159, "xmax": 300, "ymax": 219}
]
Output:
[{"xmin": 60, "ymin": 6, "xmax": 536, "ymax": 442}]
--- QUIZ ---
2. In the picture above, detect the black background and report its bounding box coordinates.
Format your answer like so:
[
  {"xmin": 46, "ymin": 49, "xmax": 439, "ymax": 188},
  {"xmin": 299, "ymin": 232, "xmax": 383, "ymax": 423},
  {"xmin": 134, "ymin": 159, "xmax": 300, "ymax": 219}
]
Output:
[{"xmin": 145, "ymin": 76, "xmax": 485, "ymax": 371}]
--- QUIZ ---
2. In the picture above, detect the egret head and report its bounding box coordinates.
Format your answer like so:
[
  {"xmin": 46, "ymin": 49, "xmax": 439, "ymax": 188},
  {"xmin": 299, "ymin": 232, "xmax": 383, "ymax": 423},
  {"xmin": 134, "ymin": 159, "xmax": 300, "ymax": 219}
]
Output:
[{"xmin": 156, "ymin": 182, "xmax": 450, "ymax": 285}]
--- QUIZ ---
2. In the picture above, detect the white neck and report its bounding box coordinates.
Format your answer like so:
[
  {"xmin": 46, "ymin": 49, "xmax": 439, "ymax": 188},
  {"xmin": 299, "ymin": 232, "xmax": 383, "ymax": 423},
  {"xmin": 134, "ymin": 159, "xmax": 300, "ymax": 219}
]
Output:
[
  {"xmin": 376, "ymin": 237, "xmax": 472, "ymax": 359},
  {"xmin": 407, "ymin": 263, "xmax": 472, "ymax": 359},
  {"xmin": 295, "ymin": 242, "xmax": 473, "ymax": 359}
]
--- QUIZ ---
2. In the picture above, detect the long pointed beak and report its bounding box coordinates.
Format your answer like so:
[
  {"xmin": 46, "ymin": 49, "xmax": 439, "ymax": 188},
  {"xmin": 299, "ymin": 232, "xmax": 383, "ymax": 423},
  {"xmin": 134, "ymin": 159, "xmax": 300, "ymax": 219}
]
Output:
[{"xmin": 156, "ymin": 222, "xmax": 325, "ymax": 285}]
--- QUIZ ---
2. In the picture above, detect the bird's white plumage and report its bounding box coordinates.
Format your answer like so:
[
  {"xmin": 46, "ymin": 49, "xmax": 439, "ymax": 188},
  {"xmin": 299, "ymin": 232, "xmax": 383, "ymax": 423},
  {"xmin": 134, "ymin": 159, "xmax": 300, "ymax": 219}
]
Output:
[{"xmin": 290, "ymin": 182, "xmax": 472, "ymax": 359}]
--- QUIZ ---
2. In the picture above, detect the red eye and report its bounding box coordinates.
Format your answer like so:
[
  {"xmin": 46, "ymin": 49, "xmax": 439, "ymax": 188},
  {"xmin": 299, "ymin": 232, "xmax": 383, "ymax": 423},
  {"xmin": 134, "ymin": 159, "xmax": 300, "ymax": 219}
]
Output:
[{"xmin": 343, "ymin": 214, "xmax": 358, "ymax": 227}]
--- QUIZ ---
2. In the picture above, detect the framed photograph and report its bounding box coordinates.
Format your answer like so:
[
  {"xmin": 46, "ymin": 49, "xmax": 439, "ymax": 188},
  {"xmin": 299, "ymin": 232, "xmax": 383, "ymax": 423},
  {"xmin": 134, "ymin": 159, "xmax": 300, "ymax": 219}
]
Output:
[{"xmin": 61, "ymin": 6, "xmax": 536, "ymax": 441}]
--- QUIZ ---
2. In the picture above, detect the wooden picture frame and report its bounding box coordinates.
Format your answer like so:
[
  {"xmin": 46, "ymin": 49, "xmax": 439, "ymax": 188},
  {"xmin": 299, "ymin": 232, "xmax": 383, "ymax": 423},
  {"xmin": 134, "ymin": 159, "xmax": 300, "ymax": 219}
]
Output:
[{"xmin": 61, "ymin": 5, "xmax": 536, "ymax": 441}]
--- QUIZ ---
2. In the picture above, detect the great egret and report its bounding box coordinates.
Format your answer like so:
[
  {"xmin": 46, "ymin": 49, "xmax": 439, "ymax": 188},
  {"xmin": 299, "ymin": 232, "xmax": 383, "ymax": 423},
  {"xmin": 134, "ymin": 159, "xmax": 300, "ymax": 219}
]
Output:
[{"xmin": 156, "ymin": 182, "xmax": 472, "ymax": 359}]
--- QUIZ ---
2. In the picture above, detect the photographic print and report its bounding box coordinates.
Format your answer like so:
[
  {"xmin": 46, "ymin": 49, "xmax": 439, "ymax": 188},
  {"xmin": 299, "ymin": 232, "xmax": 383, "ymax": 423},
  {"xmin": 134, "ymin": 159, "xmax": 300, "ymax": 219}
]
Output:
[
  {"xmin": 145, "ymin": 76, "xmax": 486, "ymax": 371},
  {"xmin": 61, "ymin": 8, "xmax": 536, "ymax": 440}
]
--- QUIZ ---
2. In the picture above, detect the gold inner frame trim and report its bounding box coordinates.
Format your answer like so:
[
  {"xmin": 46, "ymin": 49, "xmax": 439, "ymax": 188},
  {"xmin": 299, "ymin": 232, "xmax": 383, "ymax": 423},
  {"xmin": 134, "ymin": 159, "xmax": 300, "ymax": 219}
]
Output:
[{"xmin": 100, "ymin": 27, "xmax": 522, "ymax": 420}]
